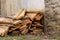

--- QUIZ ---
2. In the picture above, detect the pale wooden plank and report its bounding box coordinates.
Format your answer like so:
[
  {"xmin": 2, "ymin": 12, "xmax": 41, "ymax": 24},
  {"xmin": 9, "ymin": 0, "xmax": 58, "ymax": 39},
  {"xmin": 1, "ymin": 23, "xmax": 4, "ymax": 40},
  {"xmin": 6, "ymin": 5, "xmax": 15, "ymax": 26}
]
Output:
[
  {"xmin": 1, "ymin": 0, "xmax": 45, "ymax": 17},
  {"xmin": 1, "ymin": 0, "xmax": 7, "ymax": 17}
]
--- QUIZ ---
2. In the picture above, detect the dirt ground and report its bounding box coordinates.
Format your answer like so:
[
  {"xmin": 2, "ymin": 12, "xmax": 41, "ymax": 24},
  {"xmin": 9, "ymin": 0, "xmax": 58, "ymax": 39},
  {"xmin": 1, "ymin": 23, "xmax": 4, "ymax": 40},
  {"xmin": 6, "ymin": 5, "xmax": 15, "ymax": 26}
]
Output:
[{"xmin": 0, "ymin": 34, "xmax": 59, "ymax": 40}]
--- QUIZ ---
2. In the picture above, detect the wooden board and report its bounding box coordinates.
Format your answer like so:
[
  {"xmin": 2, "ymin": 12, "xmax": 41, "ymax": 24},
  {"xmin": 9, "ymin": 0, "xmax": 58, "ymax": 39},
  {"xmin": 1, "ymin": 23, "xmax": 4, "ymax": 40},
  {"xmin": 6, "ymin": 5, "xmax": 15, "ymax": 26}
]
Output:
[
  {"xmin": 1, "ymin": 0, "xmax": 45, "ymax": 17},
  {"xmin": 0, "ymin": 26, "xmax": 9, "ymax": 36}
]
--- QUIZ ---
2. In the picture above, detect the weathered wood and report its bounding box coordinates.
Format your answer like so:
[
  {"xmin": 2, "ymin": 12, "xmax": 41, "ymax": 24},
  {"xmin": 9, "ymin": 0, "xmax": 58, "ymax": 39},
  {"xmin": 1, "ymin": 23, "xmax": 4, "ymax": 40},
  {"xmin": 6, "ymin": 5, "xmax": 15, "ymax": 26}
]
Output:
[
  {"xmin": 26, "ymin": 13, "xmax": 37, "ymax": 20},
  {"xmin": 0, "ymin": 24, "xmax": 10, "ymax": 26},
  {"xmin": 34, "ymin": 13, "xmax": 43, "ymax": 21},
  {"xmin": 30, "ymin": 29, "xmax": 42, "ymax": 34},
  {"xmin": 19, "ymin": 25, "xmax": 27, "ymax": 30},
  {"xmin": 13, "ymin": 9, "xmax": 26, "ymax": 19},
  {"xmin": 32, "ymin": 22, "xmax": 43, "ymax": 27},
  {"xmin": 9, "ymin": 27, "xmax": 18, "ymax": 32},
  {"xmin": 1, "ymin": 0, "xmax": 7, "ymax": 17},
  {"xmin": 0, "ymin": 26, "xmax": 9, "ymax": 36},
  {"xmin": 21, "ymin": 19, "xmax": 32, "ymax": 25},
  {"xmin": 21, "ymin": 28, "xmax": 28, "ymax": 34},
  {"xmin": 1, "ymin": 0, "xmax": 45, "ymax": 17},
  {"xmin": 0, "ymin": 17, "xmax": 13, "ymax": 24},
  {"xmin": 13, "ymin": 20, "xmax": 22, "ymax": 25}
]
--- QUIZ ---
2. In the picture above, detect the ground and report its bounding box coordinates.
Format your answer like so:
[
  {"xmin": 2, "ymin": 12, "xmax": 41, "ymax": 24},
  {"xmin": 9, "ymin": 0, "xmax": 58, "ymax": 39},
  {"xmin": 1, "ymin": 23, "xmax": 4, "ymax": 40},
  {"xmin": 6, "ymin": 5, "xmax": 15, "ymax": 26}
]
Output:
[
  {"xmin": 0, "ymin": 35, "xmax": 41, "ymax": 40},
  {"xmin": 0, "ymin": 34, "xmax": 60, "ymax": 40}
]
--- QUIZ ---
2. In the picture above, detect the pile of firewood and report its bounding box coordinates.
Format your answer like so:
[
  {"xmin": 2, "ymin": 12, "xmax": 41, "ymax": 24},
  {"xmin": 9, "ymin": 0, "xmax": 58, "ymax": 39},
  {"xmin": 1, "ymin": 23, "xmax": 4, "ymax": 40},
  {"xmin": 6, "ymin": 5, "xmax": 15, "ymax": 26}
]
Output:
[{"xmin": 0, "ymin": 9, "xmax": 43, "ymax": 36}]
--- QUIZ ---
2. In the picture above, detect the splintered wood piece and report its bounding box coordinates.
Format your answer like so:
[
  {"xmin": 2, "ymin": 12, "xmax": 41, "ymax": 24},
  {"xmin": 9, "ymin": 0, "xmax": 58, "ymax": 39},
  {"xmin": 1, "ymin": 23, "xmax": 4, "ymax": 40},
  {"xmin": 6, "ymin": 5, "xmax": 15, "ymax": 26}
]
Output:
[
  {"xmin": 26, "ymin": 10, "xmax": 44, "ymax": 13},
  {"xmin": 13, "ymin": 20, "xmax": 22, "ymax": 25},
  {"xmin": 13, "ymin": 9, "xmax": 24, "ymax": 19},
  {"xmin": 26, "ymin": 13, "xmax": 37, "ymax": 20},
  {"xmin": 9, "ymin": 27, "xmax": 18, "ymax": 32},
  {"xmin": 33, "ymin": 29, "xmax": 42, "ymax": 32},
  {"xmin": 30, "ymin": 29, "xmax": 42, "ymax": 34},
  {"xmin": 21, "ymin": 28, "xmax": 28, "ymax": 34},
  {"xmin": 13, "ymin": 9, "xmax": 26, "ymax": 19},
  {"xmin": 9, "ymin": 24, "xmax": 21, "ymax": 32},
  {"xmin": 13, "ymin": 24, "xmax": 21, "ymax": 28},
  {"xmin": 34, "ymin": 13, "xmax": 43, "ymax": 21},
  {"xmin": 0, "ymin": 26, "xmax": 9, "ymax": 36},
  {"xmin": 30, "ymin": 27, "xmax": 36, "ymax": 31},
  {"xmin": 32, "ymin": 24, "xmax": 42, "ymax": 27},
  {"xmin": 21, "ymin": 19, "xmax": 32, "ymax": 25},
  {"xmin": 0, "ymin": 24, "xmax": 10, "ymax": 26},
  {"xmin": 9, "ymin": 25, "xmax": 27, "ymax": 32},
  {"xmin": 9, "ymin": 25, "xmax": 20, "ymax": 32},
  {"xmin": 19, "ymin": 25, "xmax": 27, "ymax": 31},
  {"xmin": 0, "ymin": 17, "xmax": 13, "ymax": 24},
  {"xmin": 32, "ymin": 22, "xmax": 43, "ymax": 27}
]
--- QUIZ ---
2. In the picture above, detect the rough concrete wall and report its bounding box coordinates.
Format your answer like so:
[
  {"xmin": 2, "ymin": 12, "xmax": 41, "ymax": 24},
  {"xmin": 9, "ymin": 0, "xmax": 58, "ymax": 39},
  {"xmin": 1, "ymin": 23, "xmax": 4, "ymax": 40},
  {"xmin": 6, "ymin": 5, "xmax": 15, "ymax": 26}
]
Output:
[{"xmin": 45, "ymin": 0, "xmax": 60, "ymax": 35}]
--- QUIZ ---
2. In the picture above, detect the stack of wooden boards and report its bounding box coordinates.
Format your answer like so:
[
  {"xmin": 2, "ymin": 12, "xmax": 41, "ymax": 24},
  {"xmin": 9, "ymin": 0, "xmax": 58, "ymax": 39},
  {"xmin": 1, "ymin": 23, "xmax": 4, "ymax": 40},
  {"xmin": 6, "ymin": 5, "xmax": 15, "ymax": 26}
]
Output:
[{"xmin": 0, "ymin": 9, "xmax": 43, "ymax": 36}]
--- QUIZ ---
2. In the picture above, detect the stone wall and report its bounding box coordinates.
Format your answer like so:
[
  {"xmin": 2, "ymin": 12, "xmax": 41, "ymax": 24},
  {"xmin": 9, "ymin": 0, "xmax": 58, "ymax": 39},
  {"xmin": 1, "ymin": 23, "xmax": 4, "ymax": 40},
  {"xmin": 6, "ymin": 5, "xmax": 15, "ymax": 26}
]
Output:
[{"xmin": 45, "ymin": 0, "xmax": 60, "ymax": 35}]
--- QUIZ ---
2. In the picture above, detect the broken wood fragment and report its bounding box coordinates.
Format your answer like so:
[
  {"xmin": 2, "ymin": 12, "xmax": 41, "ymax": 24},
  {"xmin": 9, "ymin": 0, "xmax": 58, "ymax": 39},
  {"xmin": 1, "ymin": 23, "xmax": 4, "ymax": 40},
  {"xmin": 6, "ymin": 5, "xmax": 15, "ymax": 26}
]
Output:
[
  {"xmin": 26, "ymin": 13, "xmax": 37, "ymax": 20},
  {"xmin": 19, "ymin": 25, "xmax": 27, "ymax": 30},
  {"xmin": 32, "ymin": 22, "xmax": 43, "ymax": 27},
  {"xmin": 13, "ymin": 9, "xmax": 26, "ymax": 19},
  {"xmin": 0, "ymin": 17, "xmax": 13, "ymax": 24},
  {"xmin": 30, "ymin": 29, "xmax": 42, "ymax": 35},
  {"xmin": 34, "ymin": 13, "xmax": 43, "ymax": 21},
  {"xmin": 0, "ymin": 24, "xmax": 10, "ymax": 26},
  {"xmin": 13, "ymin": 20, "xmax": 22, "ymax": 25},
  {"xmin": 21, "ymin": 28, "xmax": 28, "ymax": 34},
  {"xmin": 0, "ymin": 26, "xmax": 9, "ymax": 36},
  {"xmin": 21, "ymin": 19, "xmax": 32, "ymax": 25}
]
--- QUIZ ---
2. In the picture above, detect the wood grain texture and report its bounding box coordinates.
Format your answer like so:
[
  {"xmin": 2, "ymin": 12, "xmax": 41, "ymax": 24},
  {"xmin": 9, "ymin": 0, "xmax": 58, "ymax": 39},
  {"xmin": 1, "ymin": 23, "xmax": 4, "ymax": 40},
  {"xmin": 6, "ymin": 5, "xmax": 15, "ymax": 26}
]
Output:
[{"xmin": 1, "ymin": 0, "xmax": 45, "ymax": 17}]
